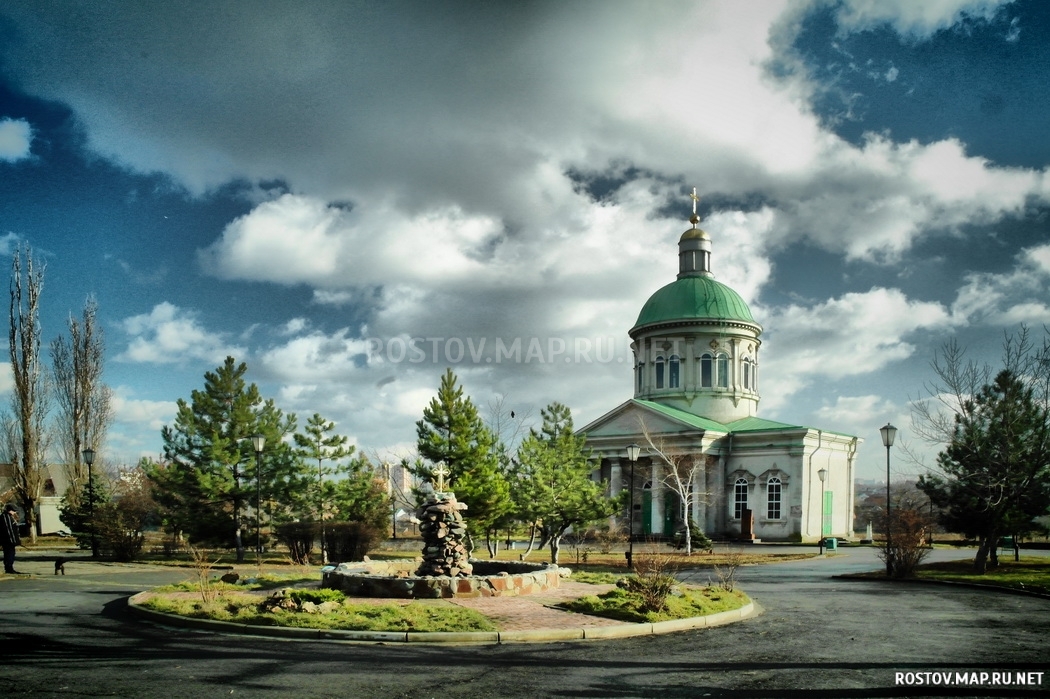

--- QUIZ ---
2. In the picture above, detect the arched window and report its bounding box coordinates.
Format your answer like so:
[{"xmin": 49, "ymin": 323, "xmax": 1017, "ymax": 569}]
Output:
[
  {"xmin": 734, "ymin": 478, "xmax": 749, "ymax": 520},
  {"xmin": 700, "ymin": 353, "xmax": 713, "ymax": 388},
  {"xmin": 743, "ymin": 358, "xmax": 751, "ymax": 390},
  {"xmin": 655, "ymin": 355, "xmax": 665, "ymax": 389},
  {"xmin": 668, "ymin": 354, "xmax": 680, "ymax": 389},
  {"xmin": 767, "ymin": 477, "xmax": 782, "ymax": 519},
  {"xmin": 636, "ymin": 360, "xmax": 644, "ymax": 392},
  {"xmin": 717, "ymin": 353, "xmax": 729, "ymax": 388}
]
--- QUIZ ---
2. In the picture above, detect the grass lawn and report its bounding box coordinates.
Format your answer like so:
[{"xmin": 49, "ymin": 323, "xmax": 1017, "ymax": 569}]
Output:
[
  {"xmin": 138, "ymin": 590, "xmax": 498, "ymax": 632},
  {"xmin": 506, "ymin": 549, "xmax": 817, "ymax": 571},
  {"xmin": 914, "ymin": 556, "xmax": 1050, "ymax": 595},
  {"xmin": 138, "ymin": 556, "xmax": 755, "ymax": 633},
  {"xmin": 559, "ymin": 585, "xmax": 750, "ymax": 623}
]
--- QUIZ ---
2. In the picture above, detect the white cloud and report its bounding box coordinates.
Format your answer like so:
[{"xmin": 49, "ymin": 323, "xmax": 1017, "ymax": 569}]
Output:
[
  {"xmin": 952, "ymin": 243, "xmax": 1050, "ymax": 325},
  {"xmin": 199, "ymin": 193, "xmax": 499, "ymax": 289},
  {"xmin": 6, "ymin": 2, "xmax": 1044, "ymax": 273},
  {"xmin": 281, "ymin": 318, "xmax": 309, "ymax": 335},
  {"xmin": 0, "ymin": 363, "xmax": 12, "ymax": 397},
  {"xmin": 760, "ymin": 288, "xmax": 955, "ymax": 411},
  {"xmin": 118, "ymin": 302, "xmax": 247, "ymax": 364},
  {"xmin": 831, "ymin": 0, "xmax": 1011, "ymax": 38},
  {"xmin": 0, "ymin": 232, "xmax": 22, "ymax": 256},
  {"xmin": 256, "ymin": 327, "xmax": 372, "ymax": 384},
  {"xmin": 0, "ymin": 118, "xmax": 32, "ymax": 162},
  {"xmin": 765, "ymin": 134, "xmax": 1046, "ymax": 262},
  {"xmin": 110, "ymin": 387, "xmax": 176, "ymax": 432}
]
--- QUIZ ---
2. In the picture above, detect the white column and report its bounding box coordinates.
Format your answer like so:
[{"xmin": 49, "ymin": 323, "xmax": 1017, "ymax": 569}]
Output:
[
  {"xmin": 608, "ymin": 457, "xmax": 622, "ymax": 497},
  {"xmin": 650, "ymin": 461, "xmax": 663, "ymax": 535},
  {"xmin": 608, "ymin": 457, "xmax": 623, "ymax": 529}
]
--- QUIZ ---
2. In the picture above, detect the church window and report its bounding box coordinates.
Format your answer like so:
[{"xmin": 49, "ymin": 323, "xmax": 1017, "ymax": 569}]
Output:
[
  {"xmin": 717, "ymin": 353, "xmax": 729, "ymax": 388},
  {"xmin": 655, "ymin": 355, "xmax": 665, "ymax": 389},
  {"xmin": 669, "ymin": 355, "xmax": 680, "ymax": 388},
  {"xmin": 636, "ymin": 361, "xmax": 644, "ymax": 392},
  {"xmin": 733, "ymin": 478, "xmax": 749, "ymax": 520},
  {"xmin": 767, "ymin": 477, "xmax": 782, "ymax": 519},
  {"xmin": 700, "ymin": 353, "xmax": 713, "ymax": 388},
  {"xmin": 743, "ymin": 358, "xmax": 751, "ymax": 390}
]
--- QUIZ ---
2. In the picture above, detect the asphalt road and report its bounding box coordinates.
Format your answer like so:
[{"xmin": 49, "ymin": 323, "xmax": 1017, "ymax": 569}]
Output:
[{"xmin": 0, "ymin": 547, "xmax": 1047, "ymax": 698}]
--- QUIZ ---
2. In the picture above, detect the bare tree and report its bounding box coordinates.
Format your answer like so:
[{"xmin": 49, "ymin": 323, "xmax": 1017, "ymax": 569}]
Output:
[
  {"xmin": 638, "ymin": 418, "xmax": 715, "ymax": 554},
  {"xmin": 487, "ymin": 394, "xmax": 533, "ymax": 455},
  {"xmin": 6, "ymin": 246, "xmax": 51, "ymax": 541},
  {"xmin": 51, "ymin": 297, "xmax": 112, "ymax": 501}
]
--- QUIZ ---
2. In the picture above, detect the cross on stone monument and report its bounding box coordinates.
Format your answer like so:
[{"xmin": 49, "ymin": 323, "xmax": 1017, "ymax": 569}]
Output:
[{"xmin": 432, "ymin": 462, "xmax": 449, "ymax": 492}]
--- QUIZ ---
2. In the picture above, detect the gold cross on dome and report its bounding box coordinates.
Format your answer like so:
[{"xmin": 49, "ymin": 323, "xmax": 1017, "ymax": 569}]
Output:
[
  {"xmin": 690, "ymin": 187, "xmax": 700, "ymax": 216},
  {"xmin": 432, "ymin": 462, "xmax": 449, "ymax": 492}
]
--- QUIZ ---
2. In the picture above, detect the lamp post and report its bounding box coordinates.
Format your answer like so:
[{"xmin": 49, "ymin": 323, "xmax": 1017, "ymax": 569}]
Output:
[
  {"xmin": 251, "ymin": 434, "xmax": 266, "ymax": 560},
  {"xmin": 817, "ymin": 468, "xmax": 827, "ymax": 554},
  {"xmin": 82, "ymin": 448, "xmax": 97, "ymax": 558},
  {"xmin": 625, "ymin": 443, "xmax": 641, "ymax": 569},
  {"xmin": 880, "ymin": 422, "xmax": 897, "ymax": 577}
]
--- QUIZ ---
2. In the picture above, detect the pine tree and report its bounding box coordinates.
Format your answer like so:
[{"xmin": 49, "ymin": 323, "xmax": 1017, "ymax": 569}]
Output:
[
  {"xmin": 919, "ymin": 369, "xmax": 1050, "ymax": 573},
  {"xmin": 294, "ymin": 413, "xmax": 353, "ymax": 563},
  {"xmin": 154, "ymin": 357, "xmax": 295, "ymax": 562},
  {"xmin": 513, "ymin": 402, "xmax": 621, "ymax": 564},
  {"xmin": 415, "ymin": 369, "xmax": 511, "ymax": 542}
]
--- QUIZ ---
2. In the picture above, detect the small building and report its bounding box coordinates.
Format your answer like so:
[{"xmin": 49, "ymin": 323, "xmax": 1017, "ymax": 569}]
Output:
[
  {"xmin": 0, "ymin": 462, "xmax": 72, "ymax": 535},
  {"xmin": 581, "ymin": 195, "xmax": 858, "ymax": 542}
]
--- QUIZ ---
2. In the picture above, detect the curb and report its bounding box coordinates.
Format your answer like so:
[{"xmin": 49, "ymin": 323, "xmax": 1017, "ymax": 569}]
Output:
[{"xmin": 126, "ymin": 592, "xmax": 758, "ymax": 645}]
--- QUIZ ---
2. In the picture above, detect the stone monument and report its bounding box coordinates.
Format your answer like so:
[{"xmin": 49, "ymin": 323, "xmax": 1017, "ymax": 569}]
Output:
[{"xmin": 415, "ymin": 463, "xmax": 473, "ymax": 577}]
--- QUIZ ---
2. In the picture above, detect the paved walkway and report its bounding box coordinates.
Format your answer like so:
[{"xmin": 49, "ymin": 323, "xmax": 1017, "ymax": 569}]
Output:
[{"xmin": 449, "ymin": 580, "xmax": 623, "ymax": 631}]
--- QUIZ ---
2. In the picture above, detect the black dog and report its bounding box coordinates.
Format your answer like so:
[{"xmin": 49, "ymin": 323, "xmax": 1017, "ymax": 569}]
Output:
[{"xmin": 54, "ymin": 557, "xmax": 66, "ymax": 575}]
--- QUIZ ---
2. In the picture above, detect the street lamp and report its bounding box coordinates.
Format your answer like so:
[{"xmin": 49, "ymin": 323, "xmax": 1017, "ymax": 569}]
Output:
[
  {"xmin": 82, "ymin": 448, "xmax": 97, "ymax": 558},
  {"xmin": 251, "ymin": 434, "xmax": 266, "ymax": 559},
  {"xmin": 625, "ymin": 443, "xmax": 641, "ymax": 569},
  {"xmin": 880, "ymin": 422, "xmax": 897, "ymax": 577},
  {"xmin": 817, "ymin": 468, "xmax": 827, "ymax": 555}
]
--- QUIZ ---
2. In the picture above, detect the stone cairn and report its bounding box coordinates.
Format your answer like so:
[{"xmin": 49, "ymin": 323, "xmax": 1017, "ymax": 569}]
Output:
[{"xmin": 415, "ymin": 463, "xmax": 473, "ymax": 577}]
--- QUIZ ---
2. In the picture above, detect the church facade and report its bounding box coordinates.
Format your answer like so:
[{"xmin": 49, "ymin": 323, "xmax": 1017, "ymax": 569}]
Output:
[{"xmin": 581, "ymin": 195, "xmax": 858, "ymax": 543}]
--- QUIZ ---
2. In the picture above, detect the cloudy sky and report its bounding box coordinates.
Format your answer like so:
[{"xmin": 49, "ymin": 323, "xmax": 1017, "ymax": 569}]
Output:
[{"xmin": 1, "ymin": 0, "xmax": 1047, "ymax": 482}]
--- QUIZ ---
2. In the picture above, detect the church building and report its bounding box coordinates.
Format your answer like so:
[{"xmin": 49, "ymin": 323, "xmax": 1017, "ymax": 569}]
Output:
[{"xmin": 581, "ymin": 193, "xmax": 858, "ymax": 543}]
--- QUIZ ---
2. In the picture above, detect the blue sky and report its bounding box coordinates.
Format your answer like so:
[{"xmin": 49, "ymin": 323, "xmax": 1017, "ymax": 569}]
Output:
[{"xmin": 0, "ymin": 0, "xmax": 1047, "ymax": 482}]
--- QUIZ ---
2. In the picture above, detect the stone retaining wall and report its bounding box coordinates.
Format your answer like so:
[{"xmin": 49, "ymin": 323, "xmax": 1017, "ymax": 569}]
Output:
[{"xmin": 322, "ymin": 559, "xmax": 563, "ymax": 599}]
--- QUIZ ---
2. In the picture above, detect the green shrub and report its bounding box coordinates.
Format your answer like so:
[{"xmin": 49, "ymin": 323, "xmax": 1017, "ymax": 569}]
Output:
[
  {"xmin": 326, "ymin": 521, "xmax": 383, "ymax": 563},
  {"xmin": 289, "ymin": 588, "xmax": 345, "ymax": 604},
  {"xmin": 625, "ymin": 550, "xmax": 680, "ymax": 612},
  {"xmin": 671, "ymin": 520, "xmax": 712, "ymax": 552},
  {"xmin": 275, "ymin": 522, "xmax": 316, "ymax": 565}
]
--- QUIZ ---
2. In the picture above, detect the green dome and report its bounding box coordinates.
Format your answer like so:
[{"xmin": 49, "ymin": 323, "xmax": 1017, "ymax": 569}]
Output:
[{"xmin": 633, "ymin": 276, "xmax": 756, "ymax": 330}]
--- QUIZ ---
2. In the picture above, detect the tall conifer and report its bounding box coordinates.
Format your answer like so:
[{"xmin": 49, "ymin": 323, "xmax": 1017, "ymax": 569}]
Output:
[{"xmin": 415, "ymin": 369, "xmax": 511, "ymax": 541}]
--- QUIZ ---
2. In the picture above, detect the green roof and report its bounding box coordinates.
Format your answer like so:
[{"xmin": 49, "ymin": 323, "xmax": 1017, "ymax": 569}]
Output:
[
  {"xmin": 723, "ymin": 416, "xmax": 805, "ymax": 432},
  {"xmin": 632, "ymin": 275, "xmax": 756, "ymax": 330},
  {"xmin": 632, "ymin": 402, "xmax": 856, "ymax": 440},
  {"xmin": 633, "ymin": 400, "xmax": 729, "ymax": 432}
]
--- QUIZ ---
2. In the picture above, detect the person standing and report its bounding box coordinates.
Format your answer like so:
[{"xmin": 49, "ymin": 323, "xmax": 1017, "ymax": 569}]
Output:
[{"xmin": 1, "ymin": 504, "xmax": 22, "ymax": 574}]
